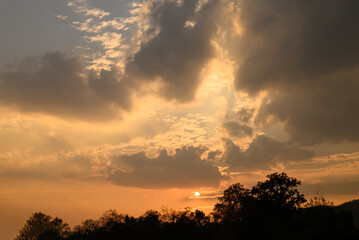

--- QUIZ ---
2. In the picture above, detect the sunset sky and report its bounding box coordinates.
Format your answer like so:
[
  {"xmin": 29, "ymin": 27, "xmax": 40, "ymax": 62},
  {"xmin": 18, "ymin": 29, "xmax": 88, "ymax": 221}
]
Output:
[{"xmin": 1, "ymin": 0, "xmax": 359, "ymax": 238}]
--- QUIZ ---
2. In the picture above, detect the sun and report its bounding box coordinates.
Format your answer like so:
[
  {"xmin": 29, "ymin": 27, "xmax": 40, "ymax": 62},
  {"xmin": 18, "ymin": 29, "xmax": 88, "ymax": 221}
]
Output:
[{"xmin": 194, "ymin": 192, "xmax": 200, "ymax": 197}]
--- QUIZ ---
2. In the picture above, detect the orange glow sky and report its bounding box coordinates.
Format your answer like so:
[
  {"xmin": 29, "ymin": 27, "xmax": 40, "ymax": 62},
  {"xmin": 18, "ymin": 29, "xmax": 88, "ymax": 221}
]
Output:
[{"xmin": 1, "ymin": 0, "xmax": 359, "ymax": 239}]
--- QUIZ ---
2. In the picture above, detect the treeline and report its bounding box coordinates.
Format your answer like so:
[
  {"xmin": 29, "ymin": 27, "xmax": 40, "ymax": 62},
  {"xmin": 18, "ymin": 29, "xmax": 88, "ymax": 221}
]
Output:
[{"xmin": 15, "ymin": 173, "xmax": 359, "ymax": 240}]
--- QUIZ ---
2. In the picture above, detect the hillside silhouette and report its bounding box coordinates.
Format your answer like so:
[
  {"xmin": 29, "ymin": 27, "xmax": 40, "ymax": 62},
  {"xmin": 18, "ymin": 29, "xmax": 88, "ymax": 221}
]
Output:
[
  {"xmin": 14, "ymin": 172, "xmax": 359, "ymax": 240},
  {"xmin": 338, "ymin": 199, "xmax": 359, "ymax": 228}
]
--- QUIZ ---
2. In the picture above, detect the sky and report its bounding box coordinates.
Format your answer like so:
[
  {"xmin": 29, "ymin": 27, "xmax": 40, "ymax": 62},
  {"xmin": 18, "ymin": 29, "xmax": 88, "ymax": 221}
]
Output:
[{"xmin": 1, "ymin": 0, "xmax": 359, "ymax": 238}]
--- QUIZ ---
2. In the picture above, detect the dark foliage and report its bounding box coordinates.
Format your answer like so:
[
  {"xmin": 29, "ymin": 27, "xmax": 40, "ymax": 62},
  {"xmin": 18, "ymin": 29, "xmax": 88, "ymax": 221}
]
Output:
[{"xmin": 15, "ymin": 172, "xmax": 359, "ymax": 240}]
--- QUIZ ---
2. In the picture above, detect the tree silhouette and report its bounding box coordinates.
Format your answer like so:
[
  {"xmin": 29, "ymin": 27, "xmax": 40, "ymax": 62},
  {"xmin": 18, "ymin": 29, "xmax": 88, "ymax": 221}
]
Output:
[
  {"xmin": 14, "ymin": 212, "xmax": 69, "ymax": 240},
  {"xmin": 251, "ymin": 172, "xmax": 306, "ymax": 211},
  {"xmin": 212, "ymin": 183, "xmax": 252, "ymax": 223},
  {"xmin": 213, "ymin": 172, "xmax": 306, "ymax": 224},
  {"xmin": 139, "ymin": 209, "xmax": 161, "ymax": 225},
  {"xmin": 250, "ymin": 172, "xmax": 307, "ymax": 238}
]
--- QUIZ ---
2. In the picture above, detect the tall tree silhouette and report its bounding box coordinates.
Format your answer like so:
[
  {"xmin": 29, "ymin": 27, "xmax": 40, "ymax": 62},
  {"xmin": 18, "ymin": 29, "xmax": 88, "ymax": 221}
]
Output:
[
  {"xmin": 212, "ymin": 172, "xmax": 307, "ymax": 239},
  {"xmin": 213, "ymin": 183, "xmax": 252, "ymax": 223},
  {"xmin": 251, "ymin": 172, "xmax": 306, "ymax": 211},
  {"xmin": 213, "ymin": 172, "xmax": 305, "ymax": 224}
]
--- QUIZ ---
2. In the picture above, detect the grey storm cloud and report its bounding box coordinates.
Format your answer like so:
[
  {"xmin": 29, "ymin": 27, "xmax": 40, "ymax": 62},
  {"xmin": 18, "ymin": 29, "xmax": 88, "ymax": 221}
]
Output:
[
  {"xmin": 108, "ymin": 146, "xmax": 222, "ymax": 189},
  {"xmin": 0, "ymin": 51, "xmax": 133, "ymax": 120},
  {"xmin": 126, "ymin": 0, "xmax": 220, "ymax": 102},
  {"xmin": 222, "ymin": 135, "xmax": 314, "ymax": 170},
  {"xmin": 232, "ymin": 0, "xmax": 359, "ymax": 145},
  {"xmin": 222, "ymin": 121, "xmax": 253, "ymax": 138}
]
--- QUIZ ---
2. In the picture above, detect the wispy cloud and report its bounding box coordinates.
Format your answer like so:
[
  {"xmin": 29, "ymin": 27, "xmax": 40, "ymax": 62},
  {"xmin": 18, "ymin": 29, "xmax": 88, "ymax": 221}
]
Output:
[
  {"xmin": 56, "ymin": 14, "xmax": 68, "ymax": 20},
  {"xmin": 49, "ymin": 11, "xmax": 68, "ymax": 20},
  {"xmin": 68, "ymin": 1, "xmax": 143, "ymax": 70},
  {"xmin": 67, "ymin": 0, "xmax": 110, "ymax": 19}
]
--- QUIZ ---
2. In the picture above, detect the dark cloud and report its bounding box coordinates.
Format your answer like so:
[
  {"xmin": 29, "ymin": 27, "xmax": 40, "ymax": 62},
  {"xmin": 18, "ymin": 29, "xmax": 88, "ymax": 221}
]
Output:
[
  {"xmin": 108, "ymin": 146, "xmax": 222, "ymax": 189},
  {"xmin": 0, "ymin": 145, "xmax": 222, "ymax": 188},
  {"xmin": 225, "ymin": 108, "xmax": 254, "ymax": 123},
  {"xmin": 301, "ymin": 181, "xmax": 359, "ymax": 196},
  {"xmin": 235, "ymin": 108, "xmax": 254, "ymax": 123},
  {"xmin": 222, "ymin": 135, "xmax": 314, "ymax": 170},
  {"xmin": 207, "ymin": 149, "xmax": 222, "ymax": 161},
  {"xmin": 126, "ymin": 0, "xmax": 220, "ymax": 102},
  {"xmin": 88, "ymin": 68, "xmax": 134, "ymax": 111},
  {"xmin": 222, "ymin": 121, "xmax": 253, "ymax": 138},
  {"xmin": 0, "ymin": 0, "xmax": 221, "ymax": 120},
  {"xmin": 232, "ymin": 0, "xmax": 359, "ymax": 145},
  {"xmin": 256, "ymin": 75, "xmax": 359, "ymax": 145},
  {"xmin": 0, "ymin": 51, "xmax": 133, "ymax": 120}
]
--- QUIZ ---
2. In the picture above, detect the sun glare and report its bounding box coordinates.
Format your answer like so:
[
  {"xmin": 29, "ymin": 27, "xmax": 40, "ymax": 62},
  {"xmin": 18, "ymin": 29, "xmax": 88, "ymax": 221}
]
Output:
[{"xmin": 194, "ymin": 192, "xmax": 200, "ymax": 197}]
